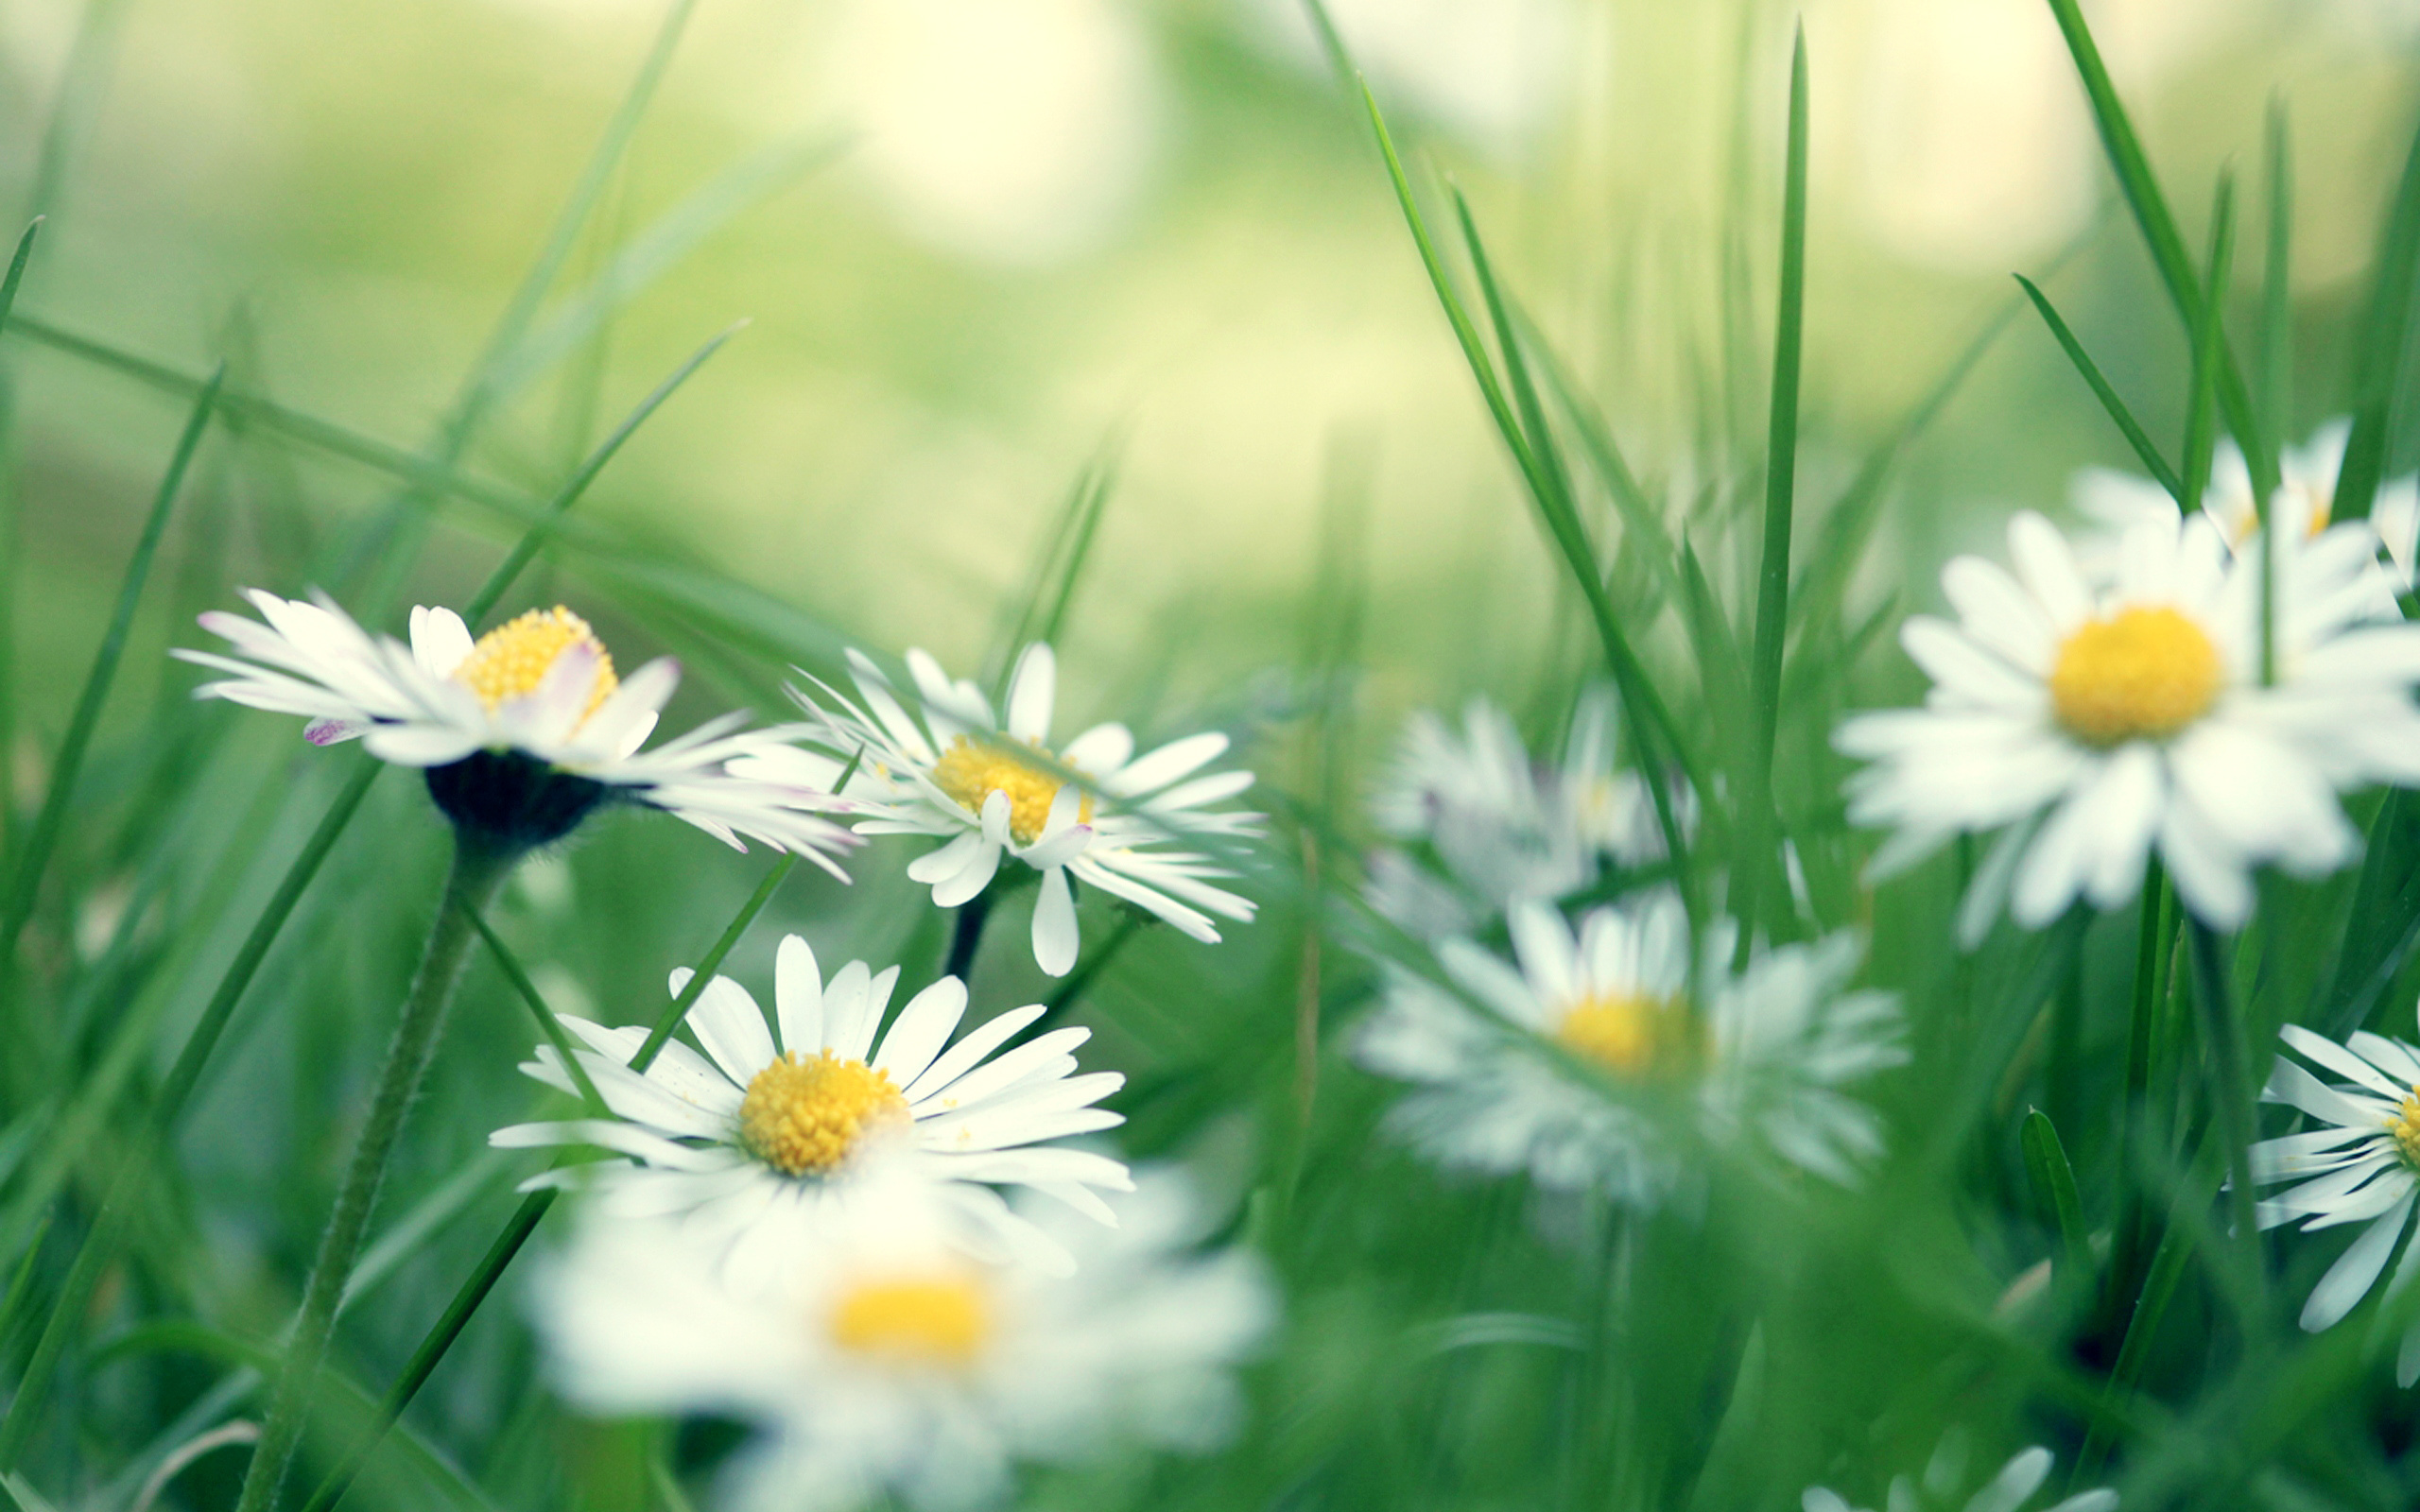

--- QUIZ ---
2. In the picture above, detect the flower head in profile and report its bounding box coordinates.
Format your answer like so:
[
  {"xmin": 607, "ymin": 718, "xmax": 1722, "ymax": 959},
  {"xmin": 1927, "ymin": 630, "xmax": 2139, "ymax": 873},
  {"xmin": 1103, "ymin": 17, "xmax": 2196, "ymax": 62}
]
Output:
[
  {"xmin": 2251, "ymin": 1013, "xmax": 2420, "ymax": 1383},
  {"xmin": 734, "ymin": 643, "xmax": 1258, "ymax": 975},
  {"xmin": 1365, "ymin": 689, "xmax": 1678, "ymax": 940},
  {"xmin": 535, "ymin": 1169, "xmax": 1272, "ymax": 1512},
  {"xmin": 1353, "ymin": 891, "xmax": 1902, "ymax": 1208},
  {"xmin": 2076, "ymin": 418, "xmax": 2420, "ymax": 586},
  {"xmin": 177, "ymin": 591, "xmax": 856, "ymax": 865},
  {"xmin": 1835, "ymin": 509, "xmax": 2420, "ymax": 937},
  {"xmin": 1804, "ymin": 1440, "xmax": 2115, "ymax": 1512},
  {"xmin": 491, "ymin": 934, "xmax": 1131, "ymax": 1276}
]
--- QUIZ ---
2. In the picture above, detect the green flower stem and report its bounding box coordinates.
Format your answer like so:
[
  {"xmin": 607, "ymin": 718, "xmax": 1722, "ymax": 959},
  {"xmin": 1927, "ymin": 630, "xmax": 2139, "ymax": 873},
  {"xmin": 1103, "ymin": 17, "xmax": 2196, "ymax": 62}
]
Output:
[
  {"xmin": 233, "ymin": 837, "xmax": 514, "ymax": 1512},
  {"xmin": 942, "ymin": 889, "xmax": 997, "ymax": 986}
]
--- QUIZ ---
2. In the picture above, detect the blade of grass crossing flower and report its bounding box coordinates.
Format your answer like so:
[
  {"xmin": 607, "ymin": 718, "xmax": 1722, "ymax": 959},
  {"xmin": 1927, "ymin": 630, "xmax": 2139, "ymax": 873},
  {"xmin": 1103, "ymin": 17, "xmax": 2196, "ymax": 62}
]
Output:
[
  {"xmin": 2260, "ymin": 100, "xmax": 2292, "ymax": 451},
  {"xmin": 464, "ymin": 321, "xmax": 741, "ymax": 624},
  {"xmin": 2332, "ymin": 104, "xmax": 2420, "ymax": 522},
  {"xmin": 2021, "ymin": 1108, "xmax": 2092, "ymax": 1287},
  {"xmin": 463, "ymin": 906, "xmax": 608, "ymax": 1117},
  {"xmin": 0, "ymin": 364, "xmax": 221, "ymax": 966},
  {"xmin": 2041, "ymin": 0, "xmax": 2277, "ymax": 498},
  {"xmin": 2014, "ymin": 275, "xmax": 2184, "ymax": 500},
  {"xmin": 1733, "ymin": 29, "xmax": 1808, "ymax": 962},
  {"xmin": 300, "ymin": 855, "xmax": 801, "ymax": 1512}
]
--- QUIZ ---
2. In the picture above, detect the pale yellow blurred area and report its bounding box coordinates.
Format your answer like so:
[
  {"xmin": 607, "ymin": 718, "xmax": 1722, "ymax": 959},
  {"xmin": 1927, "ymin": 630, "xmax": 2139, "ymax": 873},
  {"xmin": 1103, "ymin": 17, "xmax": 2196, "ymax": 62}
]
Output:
[{"xmin": 1, "ymin": 0, "xmax": 2413, "ymax": 706}]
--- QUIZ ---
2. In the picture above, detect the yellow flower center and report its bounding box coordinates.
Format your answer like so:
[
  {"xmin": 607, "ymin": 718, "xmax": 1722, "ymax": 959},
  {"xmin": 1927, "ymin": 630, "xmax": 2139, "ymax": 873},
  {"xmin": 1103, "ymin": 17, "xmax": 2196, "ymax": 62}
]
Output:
[
  {"xmin": 930, "ymin": 735, "xmax": 1093, "ymax": 846},
  {"xmin": 1555, "ymin": 992, "xmax": 1688, "ymax": 1076},
  {"xmin": 827, "ymin": 1273, "xmax": 992, "ymax": 1367},
  {"xmin": 2390, "ymin": 1091, "xmax": 2420, "ymax": 1168},
  {"xmin": 452, "ymin": 607, "xmax": 618, "ymax": 722},
  {"xmin": 2046, "ymin": 606, "xmax": 2223, "ymax": 747},
  {"xmin": 736, "ymin": 1049, "xmax": 910, "ymax": 1177}
]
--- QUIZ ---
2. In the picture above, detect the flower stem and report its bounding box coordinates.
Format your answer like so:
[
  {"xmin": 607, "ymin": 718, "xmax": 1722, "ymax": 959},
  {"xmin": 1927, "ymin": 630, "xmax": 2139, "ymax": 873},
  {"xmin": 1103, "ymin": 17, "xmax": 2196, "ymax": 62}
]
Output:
[
  {"xmin": 942, "ymin": 889, "xmax": 995, "ymax": 984},
  {"xmin": 233, "ymin": 837, "xmax": 513, "ymax": 1512}
]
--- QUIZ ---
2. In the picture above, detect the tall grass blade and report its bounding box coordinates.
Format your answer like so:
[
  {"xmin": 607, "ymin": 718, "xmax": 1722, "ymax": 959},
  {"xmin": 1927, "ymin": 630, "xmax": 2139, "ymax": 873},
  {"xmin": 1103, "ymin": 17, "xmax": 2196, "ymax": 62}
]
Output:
[
  {"xmin": 1733, "ymin": 28, "xmax": 1809, "ymax": 954},
  {"xmin": 1518, "ymin": 309, "xmax": 1683, "ymax": 604},
  {"xmin": 0, "ymin": 364, "xmax": 222, "ymax": 964},
  {"xmin": 2332, "ymin": 105, "xmax": 2420, "ymax": 522},
  {"xmin": 2178, "ymin": 180, "xmax": 2236, "ymax": 524},
  {"xmin": 0, "ymin": 216, "xmax": 45, "ymax": 864},
  {"xmin": 2014, "ymin": 275, "xmax": 2184, "ymax": 500},
  {"xmin": 2259, "ymin": 100, "xmax": 2292, "ymax": 453},
  {"xmin": 300, "ymin": 854, "xmax": 801, "ymax": 1512},
  {"xmin": 998, "ymin": 438, "xmax": 1121, "ymax": 691},
  {"xmin": 2021, "ymin": 1108, "xmax": 2091, "ymax": 1284},
  {"xmin": 464, "ymin": 906, "xmax": 607, "ymax": 1116}
]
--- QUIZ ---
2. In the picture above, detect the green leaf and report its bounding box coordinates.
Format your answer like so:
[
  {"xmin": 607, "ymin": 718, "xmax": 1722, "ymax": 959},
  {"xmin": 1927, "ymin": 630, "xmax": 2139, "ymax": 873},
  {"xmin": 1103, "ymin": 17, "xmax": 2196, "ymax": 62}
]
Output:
[
  {"xmin": 2021, "ymin": 1108, "xmax": 2091, "ymax": 1284},
  {"xmin": 2014, "ymin": 274, "xmax": 2183, "ymax": 500}
]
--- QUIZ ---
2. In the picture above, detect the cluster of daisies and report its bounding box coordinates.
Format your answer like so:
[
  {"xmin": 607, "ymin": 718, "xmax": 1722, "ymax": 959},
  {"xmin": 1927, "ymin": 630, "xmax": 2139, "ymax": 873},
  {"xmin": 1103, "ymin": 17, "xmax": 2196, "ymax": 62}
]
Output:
[{"xmin": 179, "ymin": 594, "xmax": 1268, "ymax": 1506}]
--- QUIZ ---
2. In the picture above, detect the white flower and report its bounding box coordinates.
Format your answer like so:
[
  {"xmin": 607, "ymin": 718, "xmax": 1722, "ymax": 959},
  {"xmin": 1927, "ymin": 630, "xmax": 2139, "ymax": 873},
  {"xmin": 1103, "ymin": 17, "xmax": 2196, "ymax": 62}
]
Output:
[
  {"xmin": 534, "ymin": 1168, "xmax": 1272, "ymax": 1512},
  {"xmin": 1366, "ymin": 689, "xmax": 1677, "ymax": 939},
  {"xmin": 2251, "ymin": 1015, "xmax": 2420, "ymax": 1383},
  {"xmin": 734, "ymin": 643, "xmax": 1258, "ymax": 976},
  {"xmin": 175, "ymin": 591, "xmax": 856, "ymax": 864},
  {"xmin": 1835, "ymin": 509, "xmax": 2420, "ymax": 936},
  {"xmin": 2074, "ymin": 419, "xmax": 2420, "ymax": 587},
  {"xmin": 1804, "ymin": 1441, "xmax": 2115, "ymax": 1512},
  {"xmin": 1353, "ymin": 892, "xmax": 1903, "ymax": 1207},
  {"xmin": 490, "ymin": 934, "xmax": 1132, "ymax": 1277}
]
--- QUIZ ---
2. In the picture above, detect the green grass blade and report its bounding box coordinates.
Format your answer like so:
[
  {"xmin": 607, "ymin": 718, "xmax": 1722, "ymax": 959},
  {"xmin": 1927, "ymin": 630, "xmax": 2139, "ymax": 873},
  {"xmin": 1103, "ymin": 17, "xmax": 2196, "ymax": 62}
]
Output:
[
  {"xmin": 463, "ymin": 906, "xmax": 607, "ymax": 1116},
  {"xmin": 1733, "ymin": 28, "xmax": 1808, "ymax": 953},
  {"xmin": 0, "ymin": 216, "xmax": 46, "ymax": 863},
  {"xmin": 2015, "ymin": 274, "xmax": 2184, "ymax": 500},
  {"xmin": 464, "ymin": 320, "xmax": 742, "ymax": 622},
  {"xmin": 300, "ymin": 854, "xmax": 801, "ymax": 1512},
  {"xmin": 0, "ymin": 363, "xmax": 222, "ymax": 963},
  {"xmin": 998, "ymin": 438, "xmax": 1122, "ymax": 691},
  {"xmin": 2178, "ymin": 177, "xmax": 2237, "ymax": 528},
  {"xmin": 2332, "ymin": 105, "xmax": 2420, "ymax": 522},
  {"xmin": 2041, "ymin": 0, "xmax": 2276, "ymax": 498},
  {"xmin": 2079, "ymin": 1143, "xmax": 2220, "ymax": 1475},
  {"xmin": 1677, "ymin": 540, "xmax": 1750, "ymax": 769},
  {"xmin": 2259, "ymin": 99, "xmax": 2292, "ymax": 453},
  {"xmin": 1517, "ymin": 309, "xmax": 1684, "ymax": 605},
  {"xmin": 2021, "ymin": 1108, "xmax": 2091, "ymax": 1284}
]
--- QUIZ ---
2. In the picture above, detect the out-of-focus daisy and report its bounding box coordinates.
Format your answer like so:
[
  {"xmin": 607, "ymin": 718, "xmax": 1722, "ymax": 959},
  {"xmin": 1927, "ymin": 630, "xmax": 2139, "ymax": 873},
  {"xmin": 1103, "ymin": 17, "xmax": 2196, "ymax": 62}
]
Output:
[
  {"xmin": 1365, "ymin": 690, "xmax": 1675, "ymax": 939},
  {"xmin": 1354, "ymin": 891, "xmax": 1902, "ymax": 1206},
  {"xmin": 491, "ymin": 934, "xmax": 1131, "ymax": 1276},
  {"xmin": 535, "ymin": 1169, "xmax": 1272, "ymax": 1512},
  {"xmin": 1835, "ymin": 509, "xmax": 2420, "ymax": 936},
  {"xmin": 734, "ymin": 643, "xmax": 1257, "ymax": 976},
  {"xmin": 2075, "ymin": 419, "xmax": 2420, "ymax": 586},
  {"xmin": 2253, "ymin": 1015, "xmax": 2420, "ymax": 1382},
  {"xmin": 176, "ymin": 592, "xmax": 856, "ymax": 865},
  {"xmin": 1804, "ymin": 1439, "xmax": 2116, "ymax": 1512}
]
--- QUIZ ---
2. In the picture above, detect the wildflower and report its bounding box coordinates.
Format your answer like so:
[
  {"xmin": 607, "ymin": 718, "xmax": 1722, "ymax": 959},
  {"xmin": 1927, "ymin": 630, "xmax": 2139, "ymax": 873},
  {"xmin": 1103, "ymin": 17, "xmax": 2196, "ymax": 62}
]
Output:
[
  {"xmin": 178, "ymin": 592, "xmax": 856, "ymax": 864},
  {"xmin": 1365, "ymin": 689, "xmax": 1676, "ymax": 939},
  {"xmin": 1835, "ymin": 509, "xmax": 2420, "ymax": 936},
  {"xmin": 735, "ymin": 643, "xmax": 1257, "ymax": 975},
  {"xmin": 2252, "ymin": 1015, "xmax": 2420, "ymax": 1383},
  {"xmin": 491, "ymin": 934, "xmax": 1132, "ymax": 1275},
  {"xmin": 1804, "ymin": 1440, "xmax": 2116, "ymax": 1512},
  {"xmin": 1354, "ymin": 891, "xmax": 1902, "ymax": 1207},
  {"xmin": 2075, "ymin": 419, "xmax": 2420, "ymax": 586},
  {"xmin": 534, "ymin": 1169, "xmax": 1272, "ymax": 1512}
]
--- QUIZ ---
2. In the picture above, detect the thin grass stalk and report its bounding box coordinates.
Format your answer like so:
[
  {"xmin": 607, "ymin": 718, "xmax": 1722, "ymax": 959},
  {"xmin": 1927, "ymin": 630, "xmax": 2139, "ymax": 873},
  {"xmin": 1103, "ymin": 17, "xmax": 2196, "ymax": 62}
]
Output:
[
  {"xmin": 0, "ymin": 218, "xmax": 43, "ymax": 867},
  {"xmin": 2185, "ymin": 920, "xmax": 2260, "ymax": 1297},
  {"xmin": 0, "ymin": 364, "xmax": 220, "ymax": 966},
  {"xmin": 2105, "ymin": 860, "xmax": 2175, "ymax": 1321},
  {"xmin": 464, "ymin": 906, "xmax": 608, "ymax": 1116},
  {"xmin": 1733, "ymin": 29, "xmax": 1808, "ymax": 964},
  {"xmin": 232, "ymin": 838, "xmax": 516, "ymax": 1512},
  {"xmin": 2331, "ymin": 105, "xmax": 2420, "ymax": 522},
  {"xmin": 2014, "ymin": 275, "xmax": 2184, "ymax": 500},
  {"xmin": 300, "ymin": 854, "xmax": 798, "ymax": 1512}
]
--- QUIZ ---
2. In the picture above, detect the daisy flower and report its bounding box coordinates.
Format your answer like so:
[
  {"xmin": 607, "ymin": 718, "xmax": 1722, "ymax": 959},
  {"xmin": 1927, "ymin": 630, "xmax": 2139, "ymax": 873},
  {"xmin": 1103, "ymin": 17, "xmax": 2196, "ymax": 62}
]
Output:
[
  {"xmin": 535, "ymin": 1168, "xmax": 1272, "ymax": 1512},
  {"xmin": 2251, "ymin": 1014, "xmax": 2420, "ymax": 1382},
  {"xmin": 1353, "ymin": 891, "xmax": 1902, "ymax": 1206},
  {"xmin": 491, "ymin": 934, "xmax": 1132, "ymax": 1276},
  {"xmin": 176, "ymin": 591, "xmax": 856, "ymax": 865},
  {"xmin": 1804, "ymin": 1440, "xmax": 2116, "ymax": 1512},
  {"xmin": 1365, "ymin": 689, "xmax": 1676, "ymax": 940},
  {"xmin": 1834, "ymin": 508, "xmax": 2420, "ymax": 936},
  {"xmin": 2075, "ymin": 418, "xmax": 2419, "ymax": 586},
  {"xmin": 732, "ymin": 643, "xmax": 1258, "ymax": 976}
]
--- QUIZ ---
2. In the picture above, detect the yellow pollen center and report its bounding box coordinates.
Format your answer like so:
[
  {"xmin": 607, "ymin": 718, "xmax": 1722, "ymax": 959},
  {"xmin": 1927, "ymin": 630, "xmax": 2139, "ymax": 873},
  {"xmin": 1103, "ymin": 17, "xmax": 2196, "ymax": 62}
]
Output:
[
  {"xmin": 2391, "ymin": 1091, "xmax": 2420, "ymax": 1168},
  {"xmin": 2047, "ymin": 607, "xmax": 2222, "ymax": 747},
  {"xmin": 452, "ymin": 607, "xmax": 618, "ymax": 722},
  {"xmin": 827, "ymin": 1274, "xmax": 992, "ymax": 1367},
  {"xmin": 930, "ymin": 735, "xmax": 1093, "ymax": 845},
  {"xmin": 1555, "ymin": 992, "xmax": 1686, "ymax": 1076},
  {"xmin": 736, "ymin": 1050, "xmax": 910, "ymax": 1177}
]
